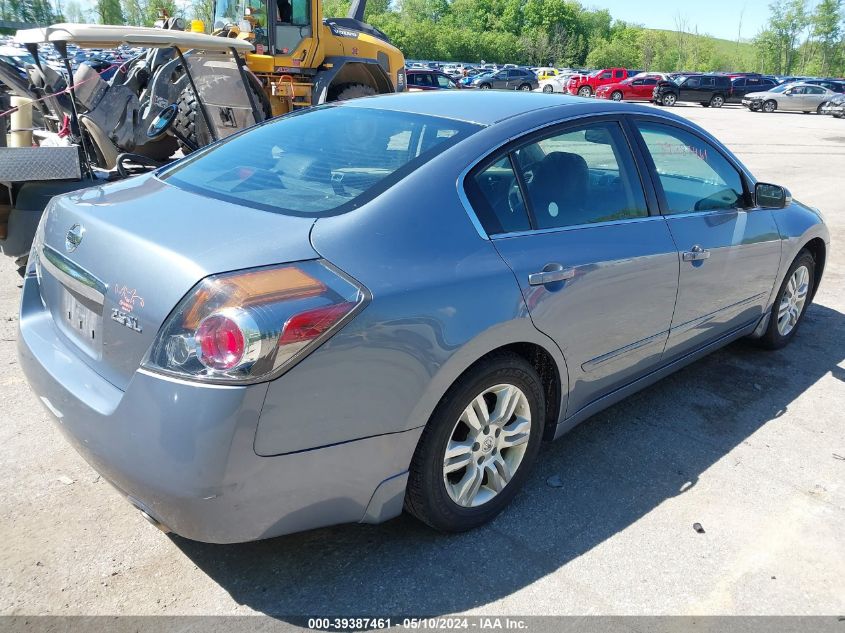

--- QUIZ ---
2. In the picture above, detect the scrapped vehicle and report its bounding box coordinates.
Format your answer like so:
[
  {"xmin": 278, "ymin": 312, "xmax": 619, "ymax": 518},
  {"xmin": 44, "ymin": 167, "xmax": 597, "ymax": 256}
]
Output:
[
  {"xmin": 567, "ymin": 67, "xmax": 629, "ymax": 97},
  {"xmin": 595, "ymin": 75, "xmax": 661, "ymax": 101},
  {"xmin": 820, "ymin": 93, "xmax": 845, "ymax": 117},
  {"xmin": 653, "ymin": 74, "xmax": 731, "ymax": 107},
  {"xmin": 19, "ymin": 93, "xmax": 829, "ymax": 543},
  {"xmin": 471, "ymin": 68, "xmax": 538, "ymax": 91},
  {"xmin": 742, "ymin": 82, "xmax": 836, "ymax": 113},
  {"xmin": 407, "ymin": 69, "xmax": 460, "ymax": 90},
  {"xmin": 0, "ymin": 24, "xmax": 258, "ymax": 274}
]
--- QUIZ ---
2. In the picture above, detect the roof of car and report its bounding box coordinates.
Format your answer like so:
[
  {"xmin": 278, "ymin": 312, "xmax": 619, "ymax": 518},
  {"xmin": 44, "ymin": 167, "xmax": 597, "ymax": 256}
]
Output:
[{"xmin": 341, "ymin": 91, "xmax": 587, "ymax": 125}]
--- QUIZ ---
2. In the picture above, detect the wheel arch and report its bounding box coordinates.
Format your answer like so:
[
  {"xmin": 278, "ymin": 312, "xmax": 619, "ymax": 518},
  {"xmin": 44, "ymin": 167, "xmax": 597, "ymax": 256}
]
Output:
[
  {"xmin": 803, "ymin": 237, "xmax": 826, "ymax": 300},
  {"xmin": 314, "ymin": 58, "xmax": 395, "ymax": 103}
]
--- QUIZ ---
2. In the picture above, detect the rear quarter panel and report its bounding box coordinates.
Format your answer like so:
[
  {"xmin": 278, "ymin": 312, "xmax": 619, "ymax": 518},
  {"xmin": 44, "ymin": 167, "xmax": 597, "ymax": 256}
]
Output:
[{"xmin": 253, "ymin": 123, "xmax": 571, "ymax": 456}]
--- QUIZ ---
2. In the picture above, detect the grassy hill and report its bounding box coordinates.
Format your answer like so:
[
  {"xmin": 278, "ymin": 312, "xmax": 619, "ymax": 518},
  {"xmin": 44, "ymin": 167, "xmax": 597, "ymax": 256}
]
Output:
[{"xmin": 644, "ymin": 28, "xmax": 758, "ymax": 72}]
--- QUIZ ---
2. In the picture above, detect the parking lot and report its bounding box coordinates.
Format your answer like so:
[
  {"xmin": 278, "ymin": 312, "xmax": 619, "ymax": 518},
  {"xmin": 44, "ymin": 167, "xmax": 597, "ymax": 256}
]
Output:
[{"xmin": 1, "ymin": 102, "xmax": 843, "ymax": 617}]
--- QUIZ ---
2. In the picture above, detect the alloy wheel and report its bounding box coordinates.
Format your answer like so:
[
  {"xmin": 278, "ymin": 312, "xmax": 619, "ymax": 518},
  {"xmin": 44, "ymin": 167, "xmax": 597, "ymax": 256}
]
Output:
[
  {"xmin": 764, "ymin": 100, "xmax": 776, "ymax": 113},
  {"xmin": 777, "ymin": 265, "xmax": 810, "ymax": 336},
  {"xmin": 578, "ymin": 87, "xmax": 591, "ymax": 98},
  {"xmin": 662, "ymin": 94, "xmax": 676, "ymax": 106},
  {"xmin": 611, "ymin": 91, "xmax": 623, "ymax": 101},
  {"xmin": 442, "ymin": 384, "xmax": 531, "ymax": 508},
  {"xmin": 711, "ymin": 95, "xmax": 724, "ymax": 107},
  {"xmin": 543, "ymin": 85, "xmax": 553, "ymax": 93}
]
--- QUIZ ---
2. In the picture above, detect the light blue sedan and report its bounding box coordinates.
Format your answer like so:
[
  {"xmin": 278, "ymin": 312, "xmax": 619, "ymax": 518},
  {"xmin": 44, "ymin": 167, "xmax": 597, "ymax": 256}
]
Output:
[{"xmin": 18, "ymin": 92, "xmax": 829, "ymax": 542}]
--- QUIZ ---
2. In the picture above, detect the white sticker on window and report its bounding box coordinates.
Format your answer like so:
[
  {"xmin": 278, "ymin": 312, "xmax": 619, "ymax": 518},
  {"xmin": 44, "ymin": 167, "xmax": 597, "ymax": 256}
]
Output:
[{"xmin": 548, "ymin": 202, "xmax": 559, "ymax": 217}]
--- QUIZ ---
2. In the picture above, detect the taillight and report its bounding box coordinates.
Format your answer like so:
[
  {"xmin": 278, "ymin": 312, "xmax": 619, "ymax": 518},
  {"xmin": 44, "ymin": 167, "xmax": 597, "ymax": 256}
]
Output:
[{"xmin": 144, "ymin": 260, "xmax": 369, "ymax": 384}]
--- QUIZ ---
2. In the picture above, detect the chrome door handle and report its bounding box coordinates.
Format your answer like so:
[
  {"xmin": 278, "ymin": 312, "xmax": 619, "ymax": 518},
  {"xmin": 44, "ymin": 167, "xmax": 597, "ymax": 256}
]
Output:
[
  {"xmin": 528, "ymin": 266, "xmax": 575, "ymax": 286},
  {"xmin": 682, "ymin": 245, "xmax": 711, "ymax": 262}
]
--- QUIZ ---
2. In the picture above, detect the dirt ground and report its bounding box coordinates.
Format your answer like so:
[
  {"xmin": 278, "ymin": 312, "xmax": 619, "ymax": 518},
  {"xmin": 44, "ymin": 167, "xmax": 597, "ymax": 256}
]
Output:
[{"xmin": 0, "ymin": 103, "xmax": 843, "ymax": 617}]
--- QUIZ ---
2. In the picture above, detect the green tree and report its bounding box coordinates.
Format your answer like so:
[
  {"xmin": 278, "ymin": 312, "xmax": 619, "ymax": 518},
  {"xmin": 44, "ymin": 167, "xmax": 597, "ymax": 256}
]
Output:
[
  {"xmin": 810, "ymin": 0, "xmax": 842, "ymax": 75},
  {"xmin": 96, "ymin": 0, "xmax": 124, "ymax": 24},
  {"xmin": 64, "ymin": 0, "xmax": 84, "ymax": 21}
]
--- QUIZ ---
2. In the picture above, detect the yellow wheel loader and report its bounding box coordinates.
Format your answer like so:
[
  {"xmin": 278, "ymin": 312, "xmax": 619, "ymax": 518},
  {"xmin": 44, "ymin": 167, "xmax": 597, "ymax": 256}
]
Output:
[{"xmin": 173, "ymin": 0, "xmax": 407, "ymax": 147}]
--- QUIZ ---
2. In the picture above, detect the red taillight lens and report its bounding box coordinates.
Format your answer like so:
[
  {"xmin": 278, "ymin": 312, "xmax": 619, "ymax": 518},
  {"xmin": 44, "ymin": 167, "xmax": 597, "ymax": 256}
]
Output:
[
  {"xmin": 145, "ymin": 260, "xmax": 368, "ymax": 384},
  {"xmin": 196, "ymin": 313, "xmax": 246, "ymax": 370},
  {"xmin": 279, "ymin": 302, "xmax": 356, "ymax": 345}
]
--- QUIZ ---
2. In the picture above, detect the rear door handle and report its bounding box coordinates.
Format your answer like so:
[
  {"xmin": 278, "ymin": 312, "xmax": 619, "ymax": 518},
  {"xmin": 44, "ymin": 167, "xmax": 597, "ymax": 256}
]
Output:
[
  {"xmin": 682, "ymin": 245, "xmax": 711, "ymax": 262},
  {"xmin": 528, "ymin": 265, "xmax": 575, "ymax": 286}
]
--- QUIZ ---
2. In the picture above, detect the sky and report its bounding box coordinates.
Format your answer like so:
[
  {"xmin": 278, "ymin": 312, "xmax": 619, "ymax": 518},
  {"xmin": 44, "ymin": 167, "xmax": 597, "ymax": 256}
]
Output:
[{"xmin": 586, "ymin": 0, "xmax": 770, "ymax": 41}]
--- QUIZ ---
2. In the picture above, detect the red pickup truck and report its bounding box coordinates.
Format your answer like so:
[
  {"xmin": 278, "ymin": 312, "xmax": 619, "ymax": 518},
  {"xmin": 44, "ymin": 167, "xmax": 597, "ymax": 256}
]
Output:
[{"xmin": 567, "ymin": 68, "xmax": 634, "ymax": 97}]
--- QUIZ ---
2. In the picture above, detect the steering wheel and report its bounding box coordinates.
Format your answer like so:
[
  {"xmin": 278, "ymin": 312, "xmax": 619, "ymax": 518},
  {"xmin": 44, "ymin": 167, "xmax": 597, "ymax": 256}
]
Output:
[{"xmin": 147, "ymin": 103, "xmax": 179, "ymax": 140}]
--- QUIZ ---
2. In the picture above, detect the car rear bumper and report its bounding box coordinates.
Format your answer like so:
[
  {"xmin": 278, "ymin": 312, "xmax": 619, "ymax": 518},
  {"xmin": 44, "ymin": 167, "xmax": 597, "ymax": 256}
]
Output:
[{"xmin": 17, "ymin": 273, "xmax": 421, "ymax": 543}]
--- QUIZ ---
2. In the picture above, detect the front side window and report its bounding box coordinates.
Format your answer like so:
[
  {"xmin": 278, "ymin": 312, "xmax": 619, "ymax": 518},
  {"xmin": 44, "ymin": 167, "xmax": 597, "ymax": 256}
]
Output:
[
  {"xmin": 164, "ymin": 106, "xmax": 480, "ymax": 217},
  {"xmin": 636, "ymin": 121, "xmax": 745, "ymax": 214},
  {"xmin": 614, "ymin": 70, "xmax": 624, "ymax": 78},
  {"xmin": 511, "ymin": 121, "xmax": 648, "ymax": 229},
  {"xmin": 685, "ymin": 77, "xmax": 701, "ymax": 88},
  {"xmin": 599, "ymin": 71, "xmax": 612, "ymax": 79},
  {"xmin": 435, "ymin": 74, "xmax": 454, "ymax": 89}
]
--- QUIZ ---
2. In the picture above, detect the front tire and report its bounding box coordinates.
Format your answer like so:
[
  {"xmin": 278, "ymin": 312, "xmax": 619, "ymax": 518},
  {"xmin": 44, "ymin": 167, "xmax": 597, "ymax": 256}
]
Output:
[
  {"xmin": 661, "ymin": 93, "xmax": 677, "ymax": 106},
  {"xmin": 610, "ymin": 90, "xmax": 623, "ymax": 101},
  {"xmin": 577, "ymin": 86, "xmax": 592, "ymax": 98},
  {"xmin": 405, "ymin": 353, "xmax": 545, "ymax": 532},
  {"xmin": 755, "ymin": 250, "xmax": 815, "ymax": 350},
  {"xmin": 763, "ymin": 99, "xmax": 777, "ymax": 113},
  {"xmin": 542, "ymin": 84, "xmax": 554, "ymax": 93},
  {"xmin": 479, "ymin": 83, "xmax": 492, "ymax": 90}
]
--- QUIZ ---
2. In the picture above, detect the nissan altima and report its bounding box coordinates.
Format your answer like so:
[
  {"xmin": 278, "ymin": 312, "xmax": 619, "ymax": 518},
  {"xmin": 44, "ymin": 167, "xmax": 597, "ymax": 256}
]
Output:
[{"xmin": 18, "ymin": 92, "xmax": 829, "ymax": 543}]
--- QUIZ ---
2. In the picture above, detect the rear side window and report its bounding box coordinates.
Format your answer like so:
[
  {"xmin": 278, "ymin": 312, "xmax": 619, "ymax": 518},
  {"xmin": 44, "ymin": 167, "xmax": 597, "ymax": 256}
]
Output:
[
  {"xmin": 636, "ymin": 121, "xmax": 745, "ymax": 214},
  {"xmin": 511, "ymin": 121, "xmax": 647, "ymax": 229},
  {"xmin": 163, "ymin": 106, "xmax": 480, "ymax": 217},
  {"xmin": 467, "ymin": 157, "xmax": 531, "ymax": 234}
]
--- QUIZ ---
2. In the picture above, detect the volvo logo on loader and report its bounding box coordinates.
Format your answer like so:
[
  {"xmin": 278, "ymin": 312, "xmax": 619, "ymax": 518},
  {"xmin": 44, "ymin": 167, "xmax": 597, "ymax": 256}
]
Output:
[{"xmin": 65, "ymin": 224, "xmax": 85, "ymax": 253}]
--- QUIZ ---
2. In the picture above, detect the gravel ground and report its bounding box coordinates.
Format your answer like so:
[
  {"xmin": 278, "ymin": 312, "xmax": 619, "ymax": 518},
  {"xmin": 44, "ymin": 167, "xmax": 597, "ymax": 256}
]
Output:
[{"xmin": 0, "ymin": 103, "xmax": 843, "ymax": 618}]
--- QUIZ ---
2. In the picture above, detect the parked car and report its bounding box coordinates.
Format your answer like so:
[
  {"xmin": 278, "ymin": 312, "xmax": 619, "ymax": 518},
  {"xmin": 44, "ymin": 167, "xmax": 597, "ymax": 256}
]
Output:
[
  {"xmin": 536, "ymin": 74, "xmax": 573, "ymax": 93},
  {"xmin": 802, "ymin": 78, "xmax": 845, "ymax": 93},
  {"xmin": 820, "ymin": 93, "xmax": 845, "ymax": 117},
  {"xmin": 535, "ymin": 67, "xmax": 558, "ymax": 81},
  {"xmin": 728, "ymin": 76, "xmax": 778, "ymax": 103},
  {"xmin": 407, "ymin": 69, "xmax": 461, "ymax": 91},
  {"xmin": 567, "ymin": 67, "xmax": 629, "ymax": 97},
  {"xmin": 742, "ymin": 82, "xmax": 836, "ymax": 113},
  {"xmin": 653, "ymin": 74, "xmax": 732, "ymax": 107},
  {"xmin": 471, "ymin": 68, "xmax": 538, "ymax": 91},
  {"xmin": 18, "ymin": 92, "xmax": 828, "ymax": 543},
  {"xmin": 595, "ymin": 75, "xmax": 662, "ymax": 101}
]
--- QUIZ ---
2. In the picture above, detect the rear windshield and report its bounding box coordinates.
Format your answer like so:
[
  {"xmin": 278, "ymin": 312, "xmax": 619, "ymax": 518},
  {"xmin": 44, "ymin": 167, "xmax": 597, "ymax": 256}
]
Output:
[{"xmin": 162, "ymin": 105, "xmax": 481, "ymax": 217}]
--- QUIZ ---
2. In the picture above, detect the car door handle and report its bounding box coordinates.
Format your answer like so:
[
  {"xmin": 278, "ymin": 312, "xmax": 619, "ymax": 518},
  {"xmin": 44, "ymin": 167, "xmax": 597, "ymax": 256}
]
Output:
[
  {"xmin": 528, "ymin": 266, "xmax": 575, "ymax": 285},
  {"xmin": 682, "ymin": 245, "xmax": 711, "ymax": 262}
]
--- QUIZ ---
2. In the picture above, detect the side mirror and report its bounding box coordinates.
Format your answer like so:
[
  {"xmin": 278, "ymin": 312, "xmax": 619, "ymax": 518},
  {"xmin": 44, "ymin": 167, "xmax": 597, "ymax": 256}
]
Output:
[{"xmin": 755, "ymin": 182, "xmax": 791, "ymax": 209}]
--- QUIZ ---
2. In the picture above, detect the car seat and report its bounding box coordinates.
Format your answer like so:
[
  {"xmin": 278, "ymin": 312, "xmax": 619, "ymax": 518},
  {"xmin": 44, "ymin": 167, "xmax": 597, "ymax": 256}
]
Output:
[{"xmin": 529, "ymin": 151, "xmax": 590, "ymax": 228}]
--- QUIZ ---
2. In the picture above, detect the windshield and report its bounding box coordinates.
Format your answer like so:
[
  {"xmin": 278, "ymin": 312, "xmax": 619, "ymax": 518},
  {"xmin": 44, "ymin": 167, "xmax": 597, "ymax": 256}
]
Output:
[
  {"xmin": 163, "ymin": 106, "xmax": 481, "ymax": 217},
  {"xmin": 766, "ymin": 83, "xmax": 791, "ymax": 93}
]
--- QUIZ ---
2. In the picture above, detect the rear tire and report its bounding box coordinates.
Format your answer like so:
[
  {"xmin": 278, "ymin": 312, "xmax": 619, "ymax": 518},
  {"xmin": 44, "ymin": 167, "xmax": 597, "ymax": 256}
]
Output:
[
  {"xmin": 333, "ymin": 83, "xmax": 378, "ymax": 101},
  {"xmin": 405, "ymin": 353, "xmax": 545, "ymax": 532},
  {"xmin": 754, "ymin": 250, "xmax": 815, "ymax": 350},
  {"xmin": 518, "ymin": 83, "xmax": 532, "ymax": 91},
  {"xmin": 710, "ymin": 94, "xmax": 724, "ymax": 108}
]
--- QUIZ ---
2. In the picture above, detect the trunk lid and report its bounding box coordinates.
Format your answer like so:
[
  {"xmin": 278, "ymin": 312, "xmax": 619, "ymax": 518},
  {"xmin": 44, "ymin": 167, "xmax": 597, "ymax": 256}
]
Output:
[{"xmin": 37, "ymin": 174, "xmax": 318, "ymax": 390}]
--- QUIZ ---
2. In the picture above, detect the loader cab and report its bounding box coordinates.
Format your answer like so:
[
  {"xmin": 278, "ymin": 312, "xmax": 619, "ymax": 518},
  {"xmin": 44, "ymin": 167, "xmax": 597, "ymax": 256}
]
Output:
[
  {"xmin": 215, "ymin": 0, "xmax": 314, "ymax": 59},
  {"xmin": 273, "ymin": 0, "xmax": 312, "ymax": 55}
]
